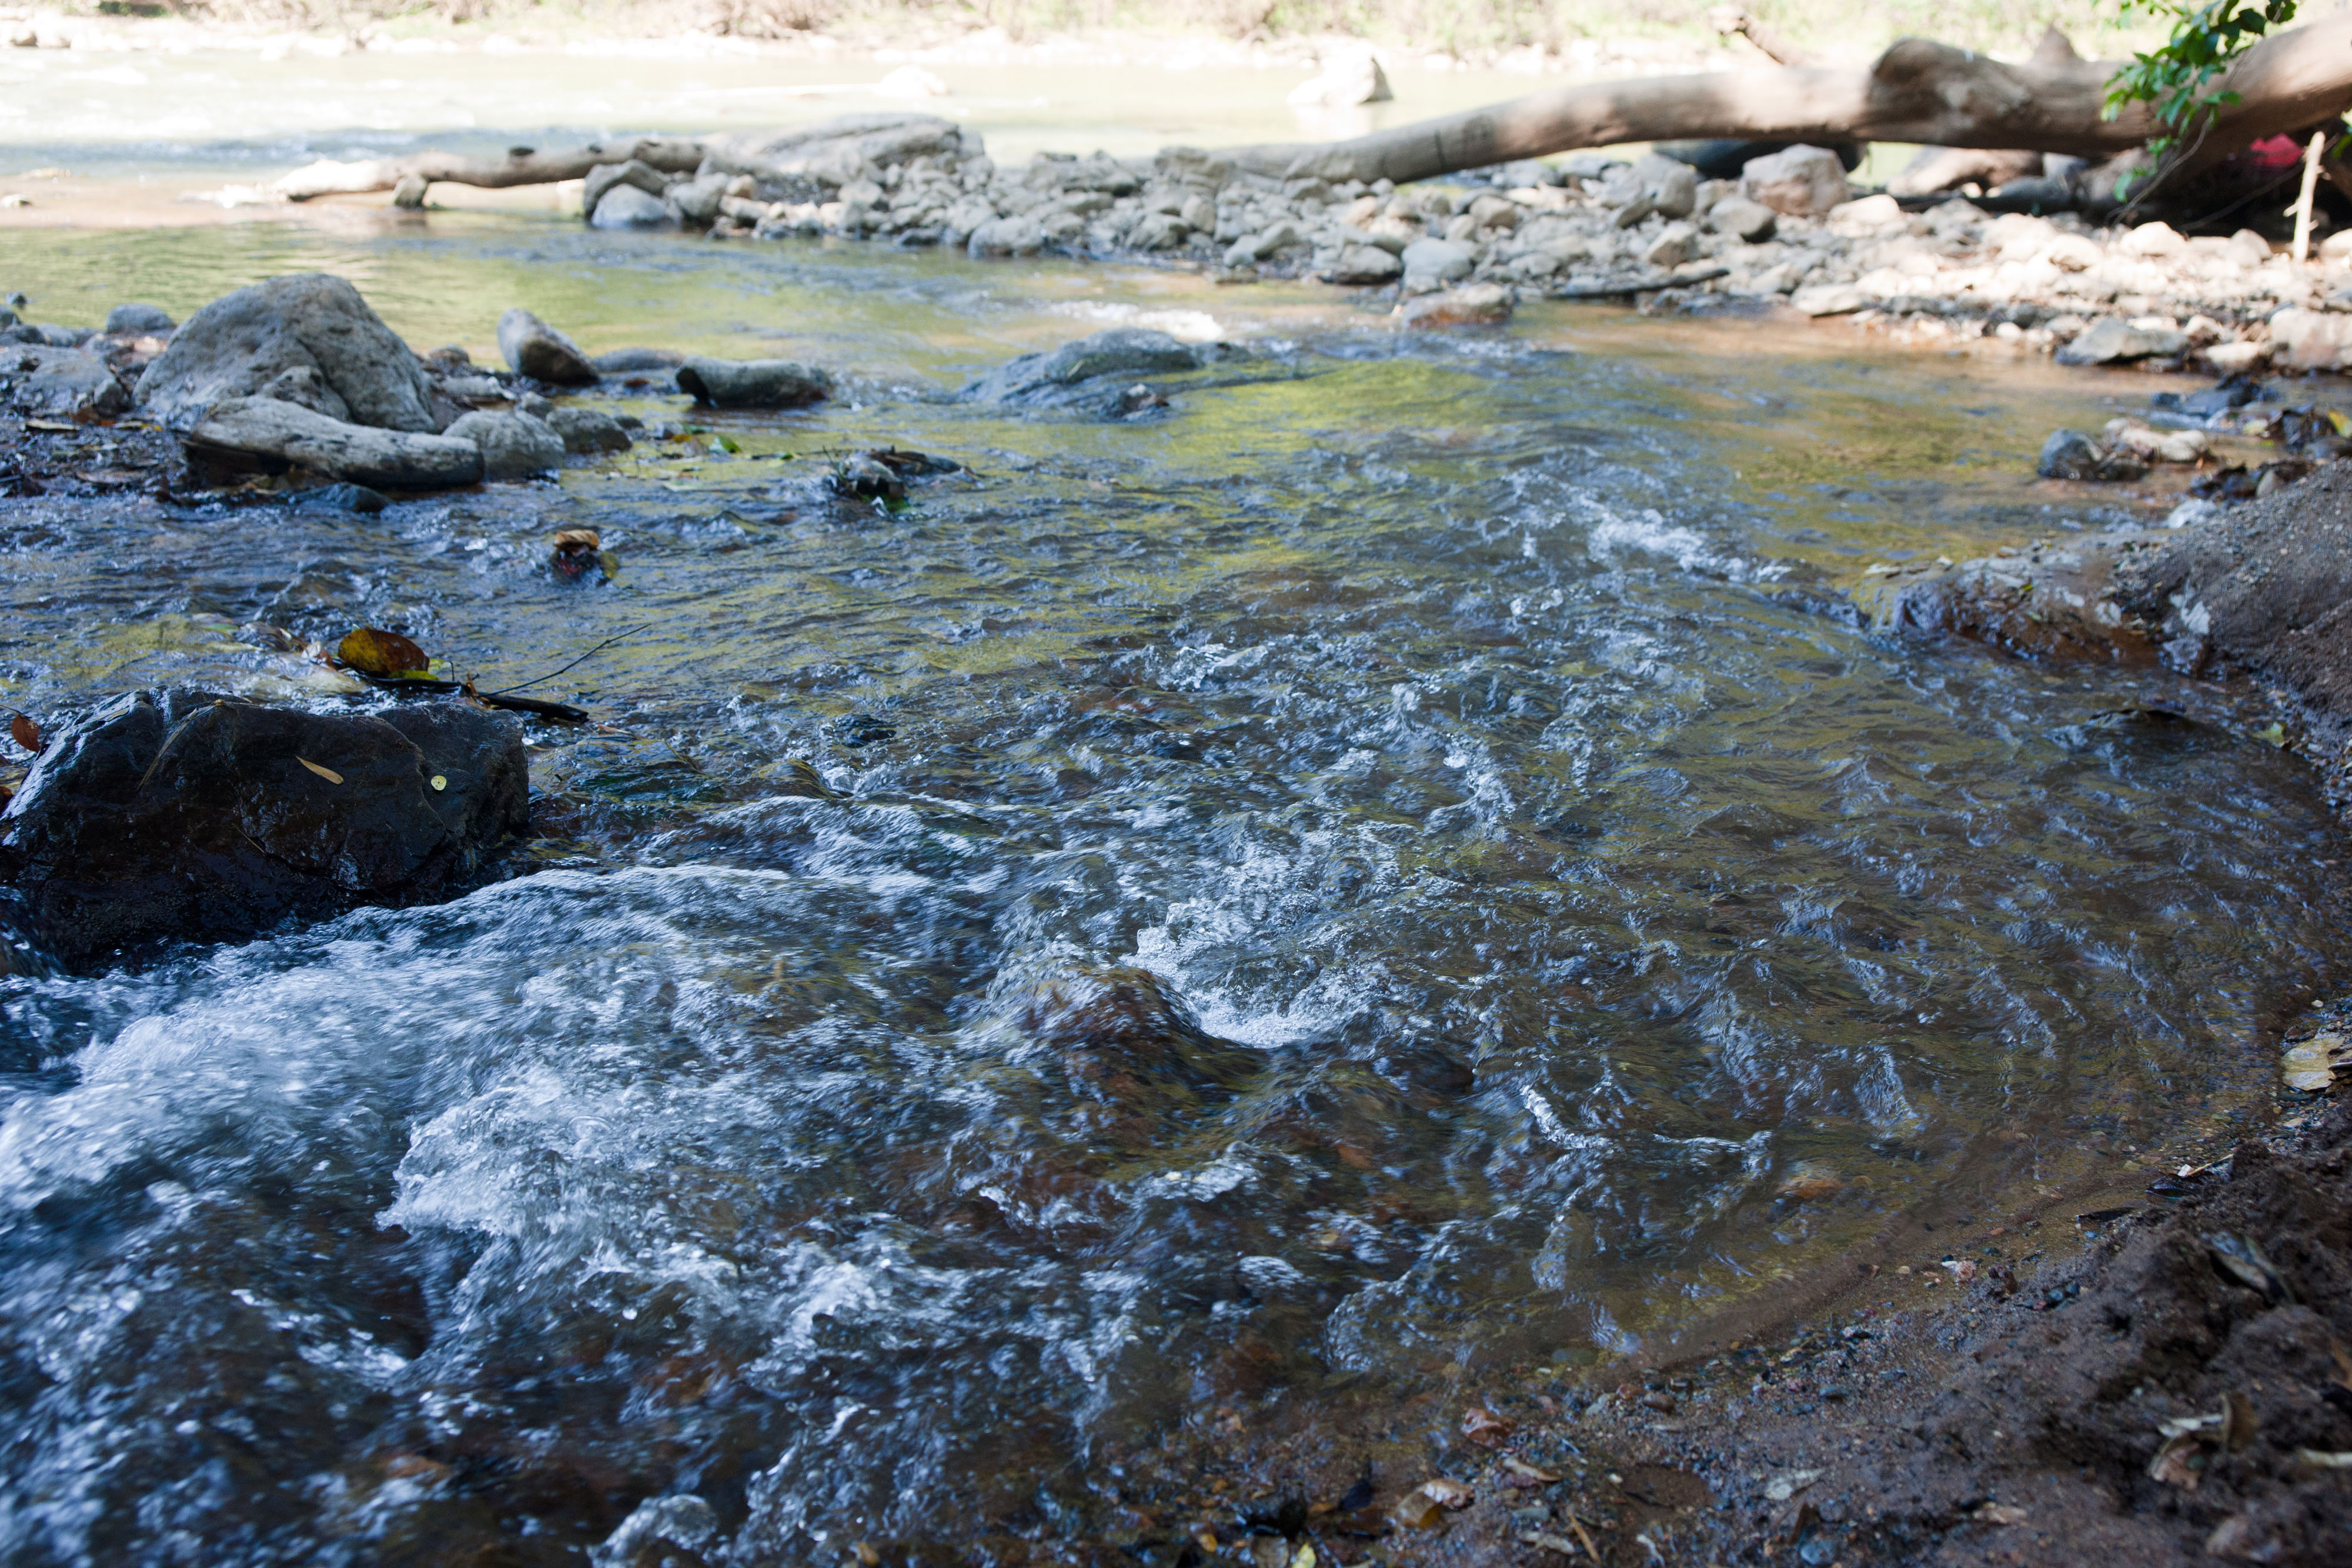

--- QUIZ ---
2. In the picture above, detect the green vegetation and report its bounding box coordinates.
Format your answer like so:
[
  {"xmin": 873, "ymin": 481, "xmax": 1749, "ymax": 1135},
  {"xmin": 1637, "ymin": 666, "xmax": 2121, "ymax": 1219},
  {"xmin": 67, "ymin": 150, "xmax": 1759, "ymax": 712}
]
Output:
[{"xmin": 2103, "ymin": 0, "xmax": 2298, "ymax": 168}]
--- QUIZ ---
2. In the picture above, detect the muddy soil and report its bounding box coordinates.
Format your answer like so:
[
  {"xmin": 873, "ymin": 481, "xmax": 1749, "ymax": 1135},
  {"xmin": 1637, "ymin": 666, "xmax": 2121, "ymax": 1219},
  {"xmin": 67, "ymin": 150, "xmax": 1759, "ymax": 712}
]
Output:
[{"xmin": 1082, "ymin": 1038, "xmax": 2352, "ymax": 1568}]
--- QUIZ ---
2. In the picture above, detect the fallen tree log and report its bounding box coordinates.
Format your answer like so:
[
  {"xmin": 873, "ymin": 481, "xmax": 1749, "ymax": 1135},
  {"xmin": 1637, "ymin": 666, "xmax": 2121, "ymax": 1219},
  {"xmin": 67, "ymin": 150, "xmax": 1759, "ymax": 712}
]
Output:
[
  {"xmin": 275, "ymin": 137, "xmax": 707, "ymax": 201},
  {"xmin": 1218, "ymin": 14, "xmax": 2352, "ymax": 187}
]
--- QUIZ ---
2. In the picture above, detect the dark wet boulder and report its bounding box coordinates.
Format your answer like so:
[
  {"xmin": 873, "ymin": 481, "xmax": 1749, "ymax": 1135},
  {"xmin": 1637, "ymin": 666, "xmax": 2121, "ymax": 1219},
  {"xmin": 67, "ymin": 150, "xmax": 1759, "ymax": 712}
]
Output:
[
  {"xmin": 1856, "ymin": 532, "xmax": 2168, "ymax": 663},
  {"xmin": 2037, "ymin": 427, "xmax": 2146, "ymax": 482},
  {"xmin": 956, "ymin": 327, "xmax": 1248, "ymax": 415},
  {"xmin": 185, "ymin": 397, "xmax": 483, "ymax": 489},
  {"xmin": 675, "ymin": 356, "xmax": 831, "ymax": 408},
  {"xmin": 2, "ymin": 345, "xmax": 129, "ymax": 418},
  {"xmin": 0, "ymin": 691, "xmax": 527, "ymax": 972},
  {"xmin": 103, "ymin": 303, "xmax": 175, "ymax": 335},
  {"xmin": 496, "ymin": 308, "xmax": 599, "ymax": 386},
  {"xmin": 292, "ymin": 481, "xmax": 390, "ymax": 514},
  {"xmin": 443, "ymin": 409, "xmax": 566, "ymax": 478},
  {"xmin": 134, "ymin": 273, "xmax": 441, "ymax": 432}
]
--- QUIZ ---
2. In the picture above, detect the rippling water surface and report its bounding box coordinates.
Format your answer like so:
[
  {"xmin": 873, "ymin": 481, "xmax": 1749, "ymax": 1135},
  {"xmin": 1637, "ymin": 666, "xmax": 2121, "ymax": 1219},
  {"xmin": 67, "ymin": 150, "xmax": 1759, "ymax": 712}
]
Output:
[{"xmin": 0, "ymin": 215, "xmax": 2345, "ymax": 1564}]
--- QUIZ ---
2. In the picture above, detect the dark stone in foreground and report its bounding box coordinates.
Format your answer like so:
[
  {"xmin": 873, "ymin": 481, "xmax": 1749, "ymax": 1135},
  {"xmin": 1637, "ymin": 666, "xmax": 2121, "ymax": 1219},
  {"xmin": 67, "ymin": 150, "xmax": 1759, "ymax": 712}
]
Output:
[{"xmin": 0, "ymin": 691, "xmax": 527, "ymax": 972}]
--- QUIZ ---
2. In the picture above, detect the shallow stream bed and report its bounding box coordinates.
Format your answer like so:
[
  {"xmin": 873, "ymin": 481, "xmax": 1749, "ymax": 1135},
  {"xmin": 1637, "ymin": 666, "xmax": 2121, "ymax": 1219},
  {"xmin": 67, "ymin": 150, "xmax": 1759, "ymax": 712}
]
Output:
[{"xmin": 0, "ymin": 214, "xmax": 2346, "ymax": 1564}]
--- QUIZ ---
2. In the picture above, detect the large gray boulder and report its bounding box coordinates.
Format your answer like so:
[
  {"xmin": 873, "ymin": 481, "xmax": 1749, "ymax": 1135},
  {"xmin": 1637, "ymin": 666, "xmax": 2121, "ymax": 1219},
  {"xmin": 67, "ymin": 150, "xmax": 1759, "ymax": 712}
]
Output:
[
  {"xmin": 186, "ymin": 397, "xmax": 484, "ymax": 489},
  {"xmin": 496, "ymin": 309, "xmax": 598, "ymax": 385},
  {"xmin": 2056, "ymin": 317, "xmax": 2190, "ymax": 367},
  {"xmin": 443, "ymin": 409, "xmax": 567, "ymax": 478},
  {"xmin": 590, "ymin": 185, "xmax": 674, "ymax": 230},
  {"xmin": 1399, "ymin": 237, "xmax": 1476, "ymax": 293},
  {"xmin": 674, "ymin": 357, "xmax": 832, "ymax": 409},
  {"xmin": 2, "ymin": 345, "xmax": 129, "ymax": 418},
  {"xmin": 134, "ymin": 273, "xmax": 439, "ymax": 432},
  {"xmin": 0, "ymin": 691, "xmax": 527, "ymax": 972},
  {"xmin": 1739, "ymin": 145, "xmax": 1851, "ymax": 217},
  {"xmin": 547, "ymin": 406, "xmax": 632, "ymax": 453},
  {"xmin": 103, "ymin": 303, "xmax": 175, "ymax": 335}
]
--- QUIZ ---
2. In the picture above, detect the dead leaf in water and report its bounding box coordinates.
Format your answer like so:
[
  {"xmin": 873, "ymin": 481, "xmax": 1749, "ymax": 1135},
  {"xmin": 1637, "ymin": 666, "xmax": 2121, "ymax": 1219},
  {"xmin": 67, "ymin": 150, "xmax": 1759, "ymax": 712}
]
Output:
[
  {"xmin": 1461, "ymin": 1406, "xmax": 1515, "ymax": 1446},
  {"xmin": 1502, "ymin": 1456, "xmax": 1562, "ymax": 1485},
  {"xmin": 299, "ymin": 757, "xmax": 344, "ymax": 784},
  {"xmin": 1975, "ymin": 1503, "xmax": 2029, "ymax": 1526},
  {"xmin": 1519, "ymin": 1532, "xmax": 1583, "ymax": 1556},
  {"xmin": 2282, "ymin": 1032, "xmax": 2346, "ymax": 1092},
  {"xmin": 336, "ymin": 627, "xmax": 430, "ymax": 679},
  {"xmin": 1420, "ymin": 1477, "xmax": 1474, "ymax": 1509},
  {"xmin": 9, "ymin": 713, "xmax": 40, "ymax": 753}
]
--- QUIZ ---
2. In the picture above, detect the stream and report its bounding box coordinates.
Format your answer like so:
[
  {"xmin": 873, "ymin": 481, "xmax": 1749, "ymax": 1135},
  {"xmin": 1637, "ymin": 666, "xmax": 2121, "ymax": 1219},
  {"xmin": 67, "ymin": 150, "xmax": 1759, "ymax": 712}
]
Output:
[{"xmin": 0, "ymin": 209, "xmax": 2346, "ymax": 1564}]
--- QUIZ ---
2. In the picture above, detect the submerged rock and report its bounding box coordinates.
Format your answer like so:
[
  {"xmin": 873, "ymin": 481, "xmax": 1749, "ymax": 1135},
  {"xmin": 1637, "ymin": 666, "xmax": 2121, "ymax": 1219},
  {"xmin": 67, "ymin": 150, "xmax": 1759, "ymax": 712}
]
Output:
[
  {"xmin": 2, "ymin": 345, "xmax": 129, "ymax": 418},
  {"xmin": 134, "ymin": 272, "xmax": 441, "ymax": 433},
  {"xmin": 496, "ymin": 309, "xmax": 599, "ymax": 385},
  {"xmin": 674, "ymin": 356, "xmax": 832, "ymax": 408},
  {"xmin": 185, "ymin": 397, "xmax": 484, "ymax": 489},
  {"xmin": 1395, "ymin": 283, "xmax": 1514, "ymax": 329},
  {"xmin": 0, "ymin": 690, "xmax": 527, "ymax": 972},
  {"xmin": 1856, "ymin": 533, "xmax": 2167, "ymax": 663},
  {"xmin": 444, "ymin": 409, "xmax": 567, "ymax": 478},
  {"xmin": 957, "ymin": 327, "xmax": 1227, "ymax": 413}
]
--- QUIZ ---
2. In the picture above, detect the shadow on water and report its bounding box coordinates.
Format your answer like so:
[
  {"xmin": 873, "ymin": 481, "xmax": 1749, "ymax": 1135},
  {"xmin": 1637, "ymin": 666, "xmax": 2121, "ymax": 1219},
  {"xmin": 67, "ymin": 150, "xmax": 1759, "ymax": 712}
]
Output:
[{"xmin": 0, "ymin": 213, "xmax": 2344, "ymax": 1562}]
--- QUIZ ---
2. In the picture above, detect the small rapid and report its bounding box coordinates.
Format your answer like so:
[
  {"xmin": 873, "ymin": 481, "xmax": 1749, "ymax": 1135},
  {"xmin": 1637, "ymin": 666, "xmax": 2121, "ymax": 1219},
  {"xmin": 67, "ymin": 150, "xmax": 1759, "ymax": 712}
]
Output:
[{"xmin": 0, "ymin": 215, "xmax": 2345, "ymax": 1563}]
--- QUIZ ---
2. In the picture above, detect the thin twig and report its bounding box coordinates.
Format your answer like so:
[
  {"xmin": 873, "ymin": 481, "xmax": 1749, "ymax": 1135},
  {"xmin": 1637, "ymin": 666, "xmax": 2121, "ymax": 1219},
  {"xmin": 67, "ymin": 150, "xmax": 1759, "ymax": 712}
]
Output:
[{"xmin": 487, "ymin": 623, "xmax": 655, "ymax": 696}]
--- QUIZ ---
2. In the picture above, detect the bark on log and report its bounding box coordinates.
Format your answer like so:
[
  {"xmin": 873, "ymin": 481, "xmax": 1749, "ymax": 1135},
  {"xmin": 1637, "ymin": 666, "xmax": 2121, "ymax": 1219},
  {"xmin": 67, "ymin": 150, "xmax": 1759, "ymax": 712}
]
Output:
[
  {"xmin": 275, "ymin": 138, "xmax": 707, "ymax": 201},
  {"xmin": 1221, "ymin": 15, "xmax": 2352, "ymax": 187}
]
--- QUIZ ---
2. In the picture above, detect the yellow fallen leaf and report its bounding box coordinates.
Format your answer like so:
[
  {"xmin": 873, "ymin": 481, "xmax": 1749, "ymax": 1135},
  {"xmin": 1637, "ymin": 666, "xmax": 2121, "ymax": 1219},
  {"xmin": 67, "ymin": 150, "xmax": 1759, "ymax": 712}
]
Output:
[
  {"xmin": 430, "ymin": 774, "xmax": 447, "ymax": 791},
  {"xmin": 336, "ymin": 627, "xmax": 431, "ymax": 680},
  {"xmin": 299, "ymin": 757, "xmax": 343, "ymax": 784},
  {"xmin": 2284, "ymin": 1034, "xmax": 2340, "ymax": 1092}
]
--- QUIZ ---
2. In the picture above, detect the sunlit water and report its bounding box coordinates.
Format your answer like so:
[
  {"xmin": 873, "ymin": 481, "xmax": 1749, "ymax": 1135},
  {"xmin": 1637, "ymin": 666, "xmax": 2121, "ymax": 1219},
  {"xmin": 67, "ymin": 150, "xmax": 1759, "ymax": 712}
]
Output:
[{"xmin": 0, "ymin": 213, "xmax": 2345, "ymax": 1564}]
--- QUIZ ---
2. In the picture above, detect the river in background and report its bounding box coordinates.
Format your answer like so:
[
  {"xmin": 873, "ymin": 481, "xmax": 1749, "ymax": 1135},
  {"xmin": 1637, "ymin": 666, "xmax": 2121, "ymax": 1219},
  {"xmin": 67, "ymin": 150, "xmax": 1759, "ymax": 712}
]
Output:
[{"xmin": 0, "ymin": 80, "xmax": 2347, "ymax": 1568}]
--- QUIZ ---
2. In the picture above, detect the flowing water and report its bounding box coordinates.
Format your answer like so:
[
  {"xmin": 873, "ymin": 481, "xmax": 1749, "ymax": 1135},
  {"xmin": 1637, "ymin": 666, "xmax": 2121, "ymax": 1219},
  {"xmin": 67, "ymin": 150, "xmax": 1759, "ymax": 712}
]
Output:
[{"xmin": 0, "ymin": 211, "xmax": 2346, "ymax": 1564}]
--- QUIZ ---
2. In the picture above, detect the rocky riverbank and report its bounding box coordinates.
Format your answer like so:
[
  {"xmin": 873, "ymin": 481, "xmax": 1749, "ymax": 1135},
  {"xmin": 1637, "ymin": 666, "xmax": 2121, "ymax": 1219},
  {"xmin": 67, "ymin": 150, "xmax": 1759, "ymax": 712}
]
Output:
[{"xmin": 422, "ymin": 109, "xmax": 2337, "ymax": 372}]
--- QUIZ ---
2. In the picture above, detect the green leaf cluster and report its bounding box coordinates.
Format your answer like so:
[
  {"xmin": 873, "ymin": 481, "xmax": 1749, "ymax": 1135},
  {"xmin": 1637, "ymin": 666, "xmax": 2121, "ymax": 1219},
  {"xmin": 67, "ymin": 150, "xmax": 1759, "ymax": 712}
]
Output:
[{"xmin": 2104, "ymin": 0, "xmax": 2299, "ymax": 163}]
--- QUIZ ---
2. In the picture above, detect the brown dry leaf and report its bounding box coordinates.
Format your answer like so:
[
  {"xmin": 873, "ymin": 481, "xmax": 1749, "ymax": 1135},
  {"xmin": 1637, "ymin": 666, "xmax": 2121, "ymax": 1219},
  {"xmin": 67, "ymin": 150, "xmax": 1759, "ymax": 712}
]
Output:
[
  {"xmin": 1461, "ymin": 1406, "xmax": 1515, "ymax": 1447},
  {"xmin": 852, "ymin": 1543, "xmax": 880, "ymax": 1567},
  {"xmin": 9, "ymin": 713, "xmax": 40, "ymax": 753},
  {"xmin": 1518, "ymin": 1531, "xmax": 1583, "ymax": 1557},
  {"xmin": 1502, "ymin": 1456, "xmax": 1562, "ymax": 1484},
  {"xmin": 1388, "ymin": 1492, "xmax": 1445, "ymax": 1530},
  {"xmin": 298, "ymin": 757, "xmax": 344, "ymax": 785},
  {"xmin": 1974, "ymin": 1503, "xmax": 2029, "ymax": 1526},
  {"xmin": 1775, "ymin": 1161, "xmax": 1846, "ymax": 1201},
  {"xmin": 1420, "ymin": 1477, "xmax": 1475, "ymax": 1509},
  {"xmin": 336, "ymin": 627, "xmax": 430, "ymax": 680}
]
